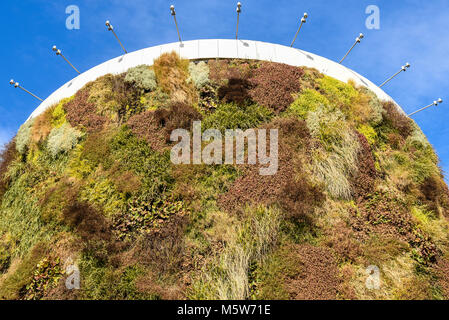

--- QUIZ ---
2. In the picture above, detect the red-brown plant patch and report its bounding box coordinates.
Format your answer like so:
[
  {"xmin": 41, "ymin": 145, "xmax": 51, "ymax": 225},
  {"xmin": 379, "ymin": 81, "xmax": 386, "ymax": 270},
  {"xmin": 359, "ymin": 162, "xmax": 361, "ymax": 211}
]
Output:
[
  {"xmin": 351, "ymin": 192, "xmax": 438, "ymax": 264},
  {"xmin": 382, "ymin": 101, "xmax": 412, "ymax": 139},
  {"xmin": 285, "ymin": 244, "xmax": 339, "ymax": 300},
  {"xmin": 218, "ymin": 117, "xmax": 324, "ymax": 221},
  {"xmin": 127, "ymin": 110, "xmax": 167, "ymax": 151},
  {"xmin": 128, "ymin": 102, "xmax": 202, "ymax": 150},
  {"xmin": 248, "ymin": 62, "xmax": 304, "ymax": 113},
  {"xmin": 64, "ymin": 88, "xmax": 108, "ymax": 133},
  {"xmin": 351, "ymin": 131, "xmax": 377, "ymax": 200},
  {"xmin": 324, "ymin": 221, "xmax": 363, "ymax": 264},
  {"xmin": 436, "ymin": 257, "xmax": 449, "ymax": 299}
]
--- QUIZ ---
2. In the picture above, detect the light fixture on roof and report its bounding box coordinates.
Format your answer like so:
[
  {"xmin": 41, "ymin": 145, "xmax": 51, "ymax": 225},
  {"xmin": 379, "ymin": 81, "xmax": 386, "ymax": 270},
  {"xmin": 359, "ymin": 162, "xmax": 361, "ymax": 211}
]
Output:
[
  {"xmin": 9, "ymin": 79, "xmax": 43, "ymax": 102},
  {"xmin": 105, "ymin": 20, "xmax": 128, "ymax": 54},
  {"xmin": 52, "ymin": 45, "xmax": 81, "ymax": 74},
  {"xmin": 236, "ymin": 2, "xmax": 242, "ymax": 40},
  {"xmin": 170, "ymin": 5, "xmax": 182, "ymax": 44},
  {"xmin": 290, "ymin": 12, "xmax": 308, "ymax": 48},
  {"xmin": 379, "ymin": 62, "xmax": 411, "ymax": 88},
  {"xmin": 408, "ymin": 98, "xmax": 443, "ymax": 117},
  {"xmin": 339, "ymin": 33, "xmax": 364, "ymax": 64}
]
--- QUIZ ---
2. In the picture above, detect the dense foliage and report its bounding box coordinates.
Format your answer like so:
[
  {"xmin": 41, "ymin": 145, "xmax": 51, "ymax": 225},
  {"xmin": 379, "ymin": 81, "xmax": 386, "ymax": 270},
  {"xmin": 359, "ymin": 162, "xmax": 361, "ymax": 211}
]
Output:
[{"xmin": 1, "ymin": 53, "xmax": 449, "ymax": 300}]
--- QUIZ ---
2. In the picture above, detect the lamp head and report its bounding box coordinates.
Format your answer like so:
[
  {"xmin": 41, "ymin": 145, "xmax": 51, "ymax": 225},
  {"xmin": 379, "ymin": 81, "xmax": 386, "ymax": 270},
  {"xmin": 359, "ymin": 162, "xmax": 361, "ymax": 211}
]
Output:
[
  {"xmin": 303, "ymin": 12, "xmax": 308, "ymax": 19},
  {"xmin": 237, "ymin": 2, "xmax": 242, "ymax": 12},
  {"xmin": 438, "ymin": 98, "xmax": 443, "ymax": 104},
  {"xmin": 9, "ymin": 79, "xmax": 14, "ymax": 85},
  {"xmin": 14, "ymin": 82, "xmax": 19, "ymax": 88},
  {"xmin": 359, "ymin": 33, "xmax": 364, "ymax": 39},
  {"xmin": 405, "ymin": 62, "xmax": 411, "ymax": 68},
  {"xmin": 52, "ymin": 45, "xmax": 61, "ymax": 55},
  {"xmin": 106, "ymin": 20, "xmax": 113, "ymax": 30},
  {"xmin": 170, "ymin": 5, "xmax": 176, "ymax": 15}
]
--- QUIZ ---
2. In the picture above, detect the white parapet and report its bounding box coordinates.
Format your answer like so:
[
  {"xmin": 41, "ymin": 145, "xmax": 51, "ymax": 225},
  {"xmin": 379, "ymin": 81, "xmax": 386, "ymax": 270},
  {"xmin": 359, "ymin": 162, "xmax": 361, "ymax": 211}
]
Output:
[{"xmin": 28, "ymin": 39, "xmax": 403, "ymax": 120}]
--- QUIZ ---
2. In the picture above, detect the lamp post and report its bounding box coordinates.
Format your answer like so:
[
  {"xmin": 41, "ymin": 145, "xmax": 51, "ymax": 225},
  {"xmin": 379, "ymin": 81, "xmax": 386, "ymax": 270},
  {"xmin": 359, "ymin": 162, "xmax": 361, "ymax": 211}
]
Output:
[
  {"xmin": 52, "ymin": 46, "xmax": 81, "ymax": 74},
  {"xmin": 105, "ymin": 20, "xmax": 128, "ymax": 54},
  {"xmin": 379, "ymin": 63, "xmax": 411, "ymax": 88},
  {"xmin": 170, "ymin": 5, "xmax": 182, "ymax": 43},
  {"xmin": 9, "ymin": 79, "xmax": 43, "ymax": 102},
  {"xmin": 408, "ymin": 98, "xmax": 443, "ymax": 117},
  {"xmin": 290, "ymin": 13, "xmax": 308, "ymax": 47},
  {"xmin": 236, "ymin": 2, "xmax": 242, "ymax": 40},
  {"xmin": 339, "ymin": 33, "xmax": 364, "ymax": 64}
]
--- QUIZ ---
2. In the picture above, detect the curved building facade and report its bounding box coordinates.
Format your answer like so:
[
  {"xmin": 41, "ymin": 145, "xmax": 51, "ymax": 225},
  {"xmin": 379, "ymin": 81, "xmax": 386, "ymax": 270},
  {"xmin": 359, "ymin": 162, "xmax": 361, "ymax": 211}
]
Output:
[{"xmin": 28, "ymin": 39, "xmax": 402, "ymax": 120}]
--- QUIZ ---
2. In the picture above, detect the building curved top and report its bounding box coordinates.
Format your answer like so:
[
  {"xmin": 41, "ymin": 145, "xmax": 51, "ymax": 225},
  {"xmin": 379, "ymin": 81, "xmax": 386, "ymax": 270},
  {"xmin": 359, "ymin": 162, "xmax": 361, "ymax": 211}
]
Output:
[{"xmin": 28, "ymin": 39, "xmax": 403, "ymax": 120}]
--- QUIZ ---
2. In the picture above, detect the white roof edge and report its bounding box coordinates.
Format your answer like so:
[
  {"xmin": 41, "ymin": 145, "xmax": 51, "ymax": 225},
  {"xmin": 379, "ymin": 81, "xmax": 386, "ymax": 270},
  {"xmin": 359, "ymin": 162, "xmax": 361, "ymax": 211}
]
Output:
[{"xmin": 27, "ymin": 39, "xmax": 403, "ymax": 121}]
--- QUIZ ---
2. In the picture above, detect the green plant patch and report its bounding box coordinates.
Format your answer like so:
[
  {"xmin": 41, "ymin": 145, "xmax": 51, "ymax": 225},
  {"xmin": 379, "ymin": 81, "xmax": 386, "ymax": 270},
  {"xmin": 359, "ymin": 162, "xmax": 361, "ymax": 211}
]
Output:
[
  {"xmin": 52, "ymin": 97, "xmax": 74, "ymax": 128},
  {"xmin": 202, "ymin": 103, "xmax": 273, "ymax": 133},
  {"xmin": 288, "ymin": 89, "xmax": 330, "ymax": 119},
  {"xmin": 317, "ymin": 76, "xmax": 358, "ymax": 110}
]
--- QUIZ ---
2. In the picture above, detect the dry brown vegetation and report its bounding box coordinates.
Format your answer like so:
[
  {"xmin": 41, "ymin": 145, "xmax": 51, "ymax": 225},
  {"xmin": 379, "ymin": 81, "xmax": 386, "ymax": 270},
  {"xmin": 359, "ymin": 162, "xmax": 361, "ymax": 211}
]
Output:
[
  {"xmin": 419, "ymin": 175, "xmax": 449, "ymax": 217},
  {"xmin": 153, "ymin": 52, "xmax": 197, "ymax": 105},
  {"xmin": 31, "ymin": 107, "xmax": 53, "ymax": 145}
]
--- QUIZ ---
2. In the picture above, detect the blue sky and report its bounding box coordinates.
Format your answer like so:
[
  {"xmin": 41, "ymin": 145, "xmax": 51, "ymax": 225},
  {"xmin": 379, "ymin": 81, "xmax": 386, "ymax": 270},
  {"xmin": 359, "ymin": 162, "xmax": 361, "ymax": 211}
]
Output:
[{"xmin": 1, "ymin": 0, "xmax": 448, "ymax": 178}]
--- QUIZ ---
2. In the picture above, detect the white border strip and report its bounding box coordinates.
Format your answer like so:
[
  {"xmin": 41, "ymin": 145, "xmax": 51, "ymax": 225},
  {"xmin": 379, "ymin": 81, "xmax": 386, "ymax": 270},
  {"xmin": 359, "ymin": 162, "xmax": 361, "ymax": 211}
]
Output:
[{"xmin": 28, "ymin": 39, "xmax": 402, "ymax": 120}]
